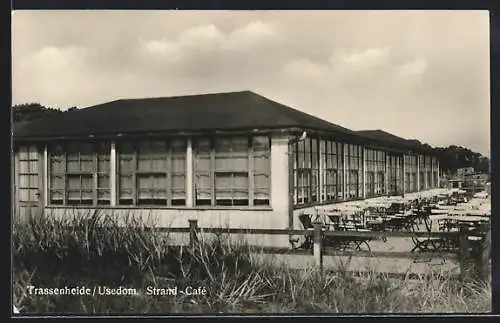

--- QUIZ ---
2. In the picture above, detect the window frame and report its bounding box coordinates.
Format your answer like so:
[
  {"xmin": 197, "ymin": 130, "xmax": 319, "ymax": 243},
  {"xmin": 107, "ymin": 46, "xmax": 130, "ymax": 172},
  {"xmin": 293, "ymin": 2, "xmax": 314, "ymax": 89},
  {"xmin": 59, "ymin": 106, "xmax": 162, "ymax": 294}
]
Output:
[
  {"xmin": 320, "ymin": 138, "xmax": 343, "ymax": 203},
  {"xmin": 193, "ymin": 135, "xmax": 271, "ymax": 207},
  {"xmin": 345, "ymin": 144, "xmax": 362, "ymax": 199},
  {"xmin": 116, "ymin": 139, "xmax": 187, "ymax": 207},
  {"xmin": 48, "ymin": 141, "xmax": 111, "ymax": 206}
]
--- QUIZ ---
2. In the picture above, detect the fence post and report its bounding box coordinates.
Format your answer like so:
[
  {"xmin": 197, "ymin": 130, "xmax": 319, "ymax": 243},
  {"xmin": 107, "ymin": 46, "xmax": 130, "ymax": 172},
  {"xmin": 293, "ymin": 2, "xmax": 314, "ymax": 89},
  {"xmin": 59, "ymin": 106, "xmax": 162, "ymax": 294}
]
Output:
[
  {"xmin": 313, "ymin": 222, "xmax": 323, "ymax": 272},
  {"xmin": 189, "ymin": 219, "xmax": 199, "ymax": 248},
  {"xmin": 459, "ymin": 223, "xmax": 471, "ymax": 280},
  {"xmin": 476, "ymin": 222, "xmax": 491, "ymax": 282}
]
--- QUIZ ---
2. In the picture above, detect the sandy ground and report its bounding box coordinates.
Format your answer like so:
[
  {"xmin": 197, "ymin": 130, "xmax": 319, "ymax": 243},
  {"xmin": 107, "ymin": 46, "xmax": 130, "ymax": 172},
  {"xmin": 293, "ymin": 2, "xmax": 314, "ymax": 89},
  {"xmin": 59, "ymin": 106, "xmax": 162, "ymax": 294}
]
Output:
[{"xmin": 255, "ymin": 236, "xmax": 460, "ymax": 275}]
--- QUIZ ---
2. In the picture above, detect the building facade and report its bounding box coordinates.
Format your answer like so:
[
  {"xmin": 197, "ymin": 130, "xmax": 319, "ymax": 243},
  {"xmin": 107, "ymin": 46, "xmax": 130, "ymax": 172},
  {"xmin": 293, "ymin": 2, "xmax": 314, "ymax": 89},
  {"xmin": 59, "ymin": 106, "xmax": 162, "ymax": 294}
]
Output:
[{"xmin": 12, "ymin": 91, "xmax": 440, "ymax": 247}]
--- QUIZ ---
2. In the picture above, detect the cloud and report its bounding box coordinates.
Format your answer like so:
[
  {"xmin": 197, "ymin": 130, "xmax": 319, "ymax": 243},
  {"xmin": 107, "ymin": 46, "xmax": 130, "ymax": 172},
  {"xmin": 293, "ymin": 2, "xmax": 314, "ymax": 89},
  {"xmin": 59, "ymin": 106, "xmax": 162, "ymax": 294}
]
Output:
[
  {"xmin": 178, "ymin": 24, "xmax": 226, "ymax": 50},
  {"xmin": 29, "ymin": 46, "xmax": 90, "ymax": 69},
  {"xmin": 331, "ymin": 47, "xmax": 391, "ymax": 70},
  {"xmin": 14, "ymin": 46, "xmax": 98, "ymax": 108},
  {"xmin": 226, "ymin": 20, "xmax": 276, "ymax": 50},
  {"xmin": 140, "ymin": 20, "xmax": 277, "ymax": 63},
  {"xmin": 284, "ymin": 58, "xmax": 329, "ymax": 82},
  {"xmin": 141, "ymin": 39, "xmax": 182, "ymax": 63},
  {"xmin": 11, "ymin": 11, "xmax": 489, "ymax": 155},
  {"xmin": 283, "ymin": 46, "xmax": 396, "ymax": 90},
  {"xmin": 396, "ymin": 59, "xmax": 428, "ymax": 77}
]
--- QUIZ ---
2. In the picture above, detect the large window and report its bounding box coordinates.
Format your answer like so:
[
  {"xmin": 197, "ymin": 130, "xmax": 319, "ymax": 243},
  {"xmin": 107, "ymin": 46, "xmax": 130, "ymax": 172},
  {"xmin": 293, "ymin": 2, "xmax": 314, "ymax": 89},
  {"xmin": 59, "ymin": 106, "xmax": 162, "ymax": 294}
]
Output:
[
  {"xmin": 417, "ymin": 155, "xmax": 423, "ymax": 190},
  {"xmin": 346, "ymin": 144, "xmax": 362, "ymax": 199},
  {"xmin": 432, "ymin": 157, "xmax": 439, "ymax": 188},
  {"xmin": 194, "ymin": 136, "xmax": 270, "ymax": 207},
  {"xmin": 374, "ymin": 150, "xmax": 386, "ymax": 195},
  {"xmin": 49, "ymin": 142, "xmax": 110, "ymax": 205},
  {"xmin": 366, "ymin": 148, "xmax": 385, "ymax": 198},
  {"xmin": 425, "ymin": 156, "xmax": 433, "ymax": 188},
  {"xmin": 404, "ymin": 154, "xmax": 418, "ymax": 193},
  {"xmin": 387, "ymin": 154, "xmax": 403, "ymax": 195},
  {"xmin": 117, "ymin": 139, "xmax": 186, "ymax": 206},
  {"xmin": 17, "ymin": 145, "xmax": 40, "ymax": 204},
  {"xmin": 293, "ymin": 139, "xmax": 312, "ymax": 205},
  {"xmin": 321, "ymin": 139, "xmax": 343, "ymax": 202}
]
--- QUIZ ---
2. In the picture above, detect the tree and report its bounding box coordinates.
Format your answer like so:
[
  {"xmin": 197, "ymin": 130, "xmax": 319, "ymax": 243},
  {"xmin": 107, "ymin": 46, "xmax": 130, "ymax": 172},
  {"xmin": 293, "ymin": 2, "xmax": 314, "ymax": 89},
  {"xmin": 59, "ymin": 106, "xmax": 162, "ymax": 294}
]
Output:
[
  {"xmin": 12, "ymin": 103, "xmax": 63, "ymax": 123},
  {"xmin": 433, "ymin": 145, "xmax": 490, "ymax": 175}
]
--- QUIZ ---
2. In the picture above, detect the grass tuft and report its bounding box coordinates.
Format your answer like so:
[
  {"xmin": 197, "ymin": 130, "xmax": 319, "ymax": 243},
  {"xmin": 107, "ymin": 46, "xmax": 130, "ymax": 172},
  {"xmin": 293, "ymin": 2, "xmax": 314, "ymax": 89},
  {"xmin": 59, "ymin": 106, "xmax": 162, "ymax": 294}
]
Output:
[{"xmin": 13, "ymin": 211, "xmax": 491, "ymax": 314}]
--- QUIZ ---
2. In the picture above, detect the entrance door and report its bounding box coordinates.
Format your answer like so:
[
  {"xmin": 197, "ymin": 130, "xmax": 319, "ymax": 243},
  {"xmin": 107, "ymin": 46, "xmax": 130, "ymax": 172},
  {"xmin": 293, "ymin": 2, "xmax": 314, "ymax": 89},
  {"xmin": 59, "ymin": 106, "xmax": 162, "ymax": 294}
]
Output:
[{"xmin": 15, "ymin": 145, "xmax": 42, "ymax": 223}]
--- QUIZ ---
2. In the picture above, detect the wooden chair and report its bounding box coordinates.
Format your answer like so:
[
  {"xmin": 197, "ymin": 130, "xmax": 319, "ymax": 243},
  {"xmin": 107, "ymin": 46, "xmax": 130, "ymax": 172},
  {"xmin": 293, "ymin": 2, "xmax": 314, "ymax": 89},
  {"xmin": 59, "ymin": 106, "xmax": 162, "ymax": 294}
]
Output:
[{"xmin": 297, "ymin": 213, "xmax": 314, "ymax": 249}]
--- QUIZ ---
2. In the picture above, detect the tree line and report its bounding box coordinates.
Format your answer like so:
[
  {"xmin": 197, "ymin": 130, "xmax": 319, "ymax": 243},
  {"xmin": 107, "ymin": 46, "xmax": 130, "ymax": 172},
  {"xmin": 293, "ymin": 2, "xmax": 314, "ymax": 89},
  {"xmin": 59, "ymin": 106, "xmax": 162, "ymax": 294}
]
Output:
[{"xmin": 12, "ymin": 103, "xmax": 490, "ymax": 176}]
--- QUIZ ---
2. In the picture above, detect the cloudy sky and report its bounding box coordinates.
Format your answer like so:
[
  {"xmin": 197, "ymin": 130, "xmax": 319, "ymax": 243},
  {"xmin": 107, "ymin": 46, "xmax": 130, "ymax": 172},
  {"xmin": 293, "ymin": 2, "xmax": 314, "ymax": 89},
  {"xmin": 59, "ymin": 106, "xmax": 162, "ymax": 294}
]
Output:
[{"xmin": 12, "ymin": 10, "xmax": 490, "ymax": 156}]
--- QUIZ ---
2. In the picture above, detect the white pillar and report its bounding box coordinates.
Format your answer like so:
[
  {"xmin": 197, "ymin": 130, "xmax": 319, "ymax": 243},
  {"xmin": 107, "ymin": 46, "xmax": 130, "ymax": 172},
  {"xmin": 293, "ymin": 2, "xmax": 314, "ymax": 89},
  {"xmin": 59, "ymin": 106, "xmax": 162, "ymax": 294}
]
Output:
[
  {"xmin": 186, "ymin": 137, "xmax": 193, "ymax": 207},
  {"xmin": 402, "ymin": 155, "xmax": 406, "ymax": 194},
  {"xmin": 43, "ymin": 145, "xmax": 48, "ymax": 207},
  {"xmin": 416, "ymin": 155, "xmax": 420, "ymax": 191},
  {"xmin": 437, "ymin": 159, "xmax": 440, "ymax": 188},
  {"xmin": 318, "ymin": 140, "xmax": 324, "ymax": 202},
  {"xmin": 110, "ymin": 142, "xmax": 117, "ymax": 206},
  {"xmin": 343, "ymin": 143, "xmax": 347, "ymax": 200},
  {"xmin": 362, "ymin": 147, "xmax": 367, "ymax": 199},
  {"xmin": 384, "ymin": 153, "xmax": 389, "ymax": 195}
]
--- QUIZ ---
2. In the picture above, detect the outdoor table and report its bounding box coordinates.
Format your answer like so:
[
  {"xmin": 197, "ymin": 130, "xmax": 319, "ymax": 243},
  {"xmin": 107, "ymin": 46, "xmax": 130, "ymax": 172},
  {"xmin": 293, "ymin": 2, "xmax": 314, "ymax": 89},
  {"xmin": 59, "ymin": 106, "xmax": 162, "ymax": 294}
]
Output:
[
  {"xmin": 431, "ymin": 209, "xmax": 449, "ymax": 215},
  {"xmin": 448, "ymin": 210, "xmax": 490, "ymax": 217},
  {"xmin": 323, "ymin": 231, "xmax": 375, "ymax": 252}
]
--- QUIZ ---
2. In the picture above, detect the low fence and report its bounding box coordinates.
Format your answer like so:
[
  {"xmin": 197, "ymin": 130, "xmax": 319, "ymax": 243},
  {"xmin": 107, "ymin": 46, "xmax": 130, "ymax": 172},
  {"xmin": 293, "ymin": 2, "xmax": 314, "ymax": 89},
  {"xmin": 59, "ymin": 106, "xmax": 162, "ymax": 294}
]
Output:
[{"xmin": 160, "ymin": 220, "xmax": 491, "ymax": 281}]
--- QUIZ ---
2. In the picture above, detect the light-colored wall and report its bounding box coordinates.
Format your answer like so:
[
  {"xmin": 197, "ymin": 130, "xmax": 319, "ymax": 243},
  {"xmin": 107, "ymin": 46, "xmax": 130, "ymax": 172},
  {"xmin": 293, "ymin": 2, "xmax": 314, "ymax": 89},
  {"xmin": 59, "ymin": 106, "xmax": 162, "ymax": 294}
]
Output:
[
  {"xmin": 13, "ymin": 136, "xmax": 441, "ymax": 249},
  {"xmin": 41, "ymin": 134, "xmax": 292, "ymax": 248}
]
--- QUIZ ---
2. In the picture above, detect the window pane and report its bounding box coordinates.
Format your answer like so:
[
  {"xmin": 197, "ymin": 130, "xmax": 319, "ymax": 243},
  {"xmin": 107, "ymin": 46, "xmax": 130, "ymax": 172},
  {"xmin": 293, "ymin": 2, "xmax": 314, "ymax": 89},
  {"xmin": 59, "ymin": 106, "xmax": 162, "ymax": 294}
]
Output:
[
  {"xmin": 66, "ymin": 158, "xmax": 80, "ymax": 173},
  {"xmin": 67, "ymin": 189, "xmax": 80, "ymax": 200},
  {"xmin": 196, "ymin": 156, "xmax": 211, "ymax": 172},
  {"xmin": 253, "ymin": 136, "xmax": 269, "ymax": 152},
  {"xmin": 82, "ymin": 189, "xmax": 93, "ymax": 200},
  {"xmin": 254, "ymin": 155, "xmax": 269, "ymax": 173},
  {"xmin": 215, "ymin": 155, "xmax": 231, "ymax": 171},
  {"xmin": 19, "ymin": 175, "xmax": 29, "ymax": 188},
  {"xmin": 82, "ymin": 176, "xmax": 93, "ymax": 189},
  {"xmin": 171, "ymin": 174, "xmax": 185, "ymax": 190},
  {"xmin": 28, "ymin": 174, "xmax": 38, "ymax": 188},
  {"xmin": 120, "ymin": 189, "xmax": 133, "ymax": 200},
  {"xmin": 81, "ymin": 158, "xmax": 94, "ymax": 172},
  {"xmin": 51, "ymin": 159, "xmax": 64, "ymax": 174},
  {"xmin": 98, "ymin": 158, "xmax": 109, "ymax": 173},
  {"xmin": 297, "ymin": 140, "xmax": 305, "ymax": 168},
  {"xmin": 98, "ymin": 175, "xmax": 109, "ymax": 188},
  {"xmin": 171, "ymin": 157, "xmax": 185, "ymax": 172},
  {"xmin": 67, "ymin": 176, "xmax": 81, "ymax": 189},
  {"xmin": 254, "ymin": 174, "xmax": 269, "ymax": 188},
  {"xmin": 311, "ymin": 138, "xmax": 318, "ymax": 168},
  {"xmin": 120, "ymin": 157, "xmax": 135, "ymax": 173},
  {"xmin": 214, "ymin": 138, "xmax": 232, "ymax": 153},
  {"xmin": 50, "ymin": 175, "xmax": 64, "ymax": 189},
  {"xmin": 97, "ymin": 189, "xmax": 110, "ymax": 199},
  {"xmin": 233, "ymin": 174, "xmax": 249, "ymax": 189},
  {"xmin": 50, "ymin": 190, "xmax": 64, "ymax": 201},
  {"xmin": 119, "ymin": 175, "xmax": 133, "ymax": 191},
  {"xmin": 215, "ymin": 137, "xmax": 249, "ymax": 172},
  {"xmin": 138, "ymin": 176, "xmax": 153, "ymax": 189},
  {"xmin": 215, "ymin": 174, "xmax": 232, "ymax": 189},
  {"xmin": 304, "ymin": 139, "xmax": 311, "ymax": 168}
]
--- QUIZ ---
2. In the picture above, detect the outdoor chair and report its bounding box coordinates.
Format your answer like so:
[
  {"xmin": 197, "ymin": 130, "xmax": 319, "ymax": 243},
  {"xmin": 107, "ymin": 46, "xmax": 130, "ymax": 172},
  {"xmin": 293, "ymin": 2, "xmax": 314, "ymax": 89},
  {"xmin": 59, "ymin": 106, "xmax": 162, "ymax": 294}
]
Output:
[
  {"xmin": 297, "ymin": 213, "xmax": 314, "ymax": 249},
  {"xmin": 411, "ymin": 236, "xmax": 446, "ymax": 253},
  {"xmin": 322, "ymin": 212, "xmax": 375, "ymax": 252},
  {"xmin": 410, "ymin": 217, "xmax": 447, "ymax": 253}
]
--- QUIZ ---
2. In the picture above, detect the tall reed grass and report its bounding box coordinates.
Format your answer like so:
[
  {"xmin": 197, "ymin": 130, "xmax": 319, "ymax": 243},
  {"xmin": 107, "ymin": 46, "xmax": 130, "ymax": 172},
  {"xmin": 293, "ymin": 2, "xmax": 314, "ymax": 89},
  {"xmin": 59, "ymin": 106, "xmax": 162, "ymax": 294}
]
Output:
[{"xmin": 12, "ymin": 210, "xmax": 491, "ymax": 314}]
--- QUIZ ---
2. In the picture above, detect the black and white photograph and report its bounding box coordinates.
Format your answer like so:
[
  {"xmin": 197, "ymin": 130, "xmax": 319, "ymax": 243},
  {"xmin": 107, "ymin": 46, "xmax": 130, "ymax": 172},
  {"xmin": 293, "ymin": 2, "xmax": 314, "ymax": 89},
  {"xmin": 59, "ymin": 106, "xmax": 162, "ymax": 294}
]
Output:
[{"xmin": 11, "ymin": 10, "xmax": 491, "ymax": 314}]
